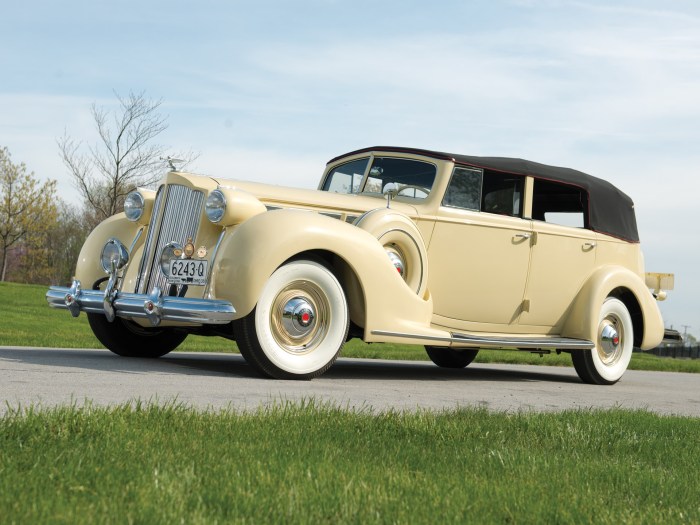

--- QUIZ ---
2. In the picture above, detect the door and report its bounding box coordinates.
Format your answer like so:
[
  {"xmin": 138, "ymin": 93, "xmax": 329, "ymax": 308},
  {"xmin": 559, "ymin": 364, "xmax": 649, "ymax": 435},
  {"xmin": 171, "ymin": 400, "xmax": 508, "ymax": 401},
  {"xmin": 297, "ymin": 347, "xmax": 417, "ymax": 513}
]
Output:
[
  {"xmin": 428, "ymin": 167, "xmax": 531, "ymax": 327},
  {"xmin": 518, "ymin": 178, "xmax": 597, "ymax": 329}
]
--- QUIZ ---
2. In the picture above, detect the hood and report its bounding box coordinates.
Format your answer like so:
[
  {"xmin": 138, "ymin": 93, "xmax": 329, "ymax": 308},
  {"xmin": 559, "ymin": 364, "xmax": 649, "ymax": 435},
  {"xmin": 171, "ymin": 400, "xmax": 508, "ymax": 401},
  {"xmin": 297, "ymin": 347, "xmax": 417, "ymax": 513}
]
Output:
[{"xmin": 211, "ymin": 178, "xmax": 420, "ymax": 218}]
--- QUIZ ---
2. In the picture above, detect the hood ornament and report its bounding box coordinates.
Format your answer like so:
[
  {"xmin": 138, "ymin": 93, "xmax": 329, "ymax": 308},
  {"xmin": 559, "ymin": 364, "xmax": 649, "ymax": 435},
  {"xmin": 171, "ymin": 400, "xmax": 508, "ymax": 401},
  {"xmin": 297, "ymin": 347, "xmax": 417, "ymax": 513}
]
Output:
[{"xmin": 161, "ymin": 156, "xmax": 185, "ymax": 171}]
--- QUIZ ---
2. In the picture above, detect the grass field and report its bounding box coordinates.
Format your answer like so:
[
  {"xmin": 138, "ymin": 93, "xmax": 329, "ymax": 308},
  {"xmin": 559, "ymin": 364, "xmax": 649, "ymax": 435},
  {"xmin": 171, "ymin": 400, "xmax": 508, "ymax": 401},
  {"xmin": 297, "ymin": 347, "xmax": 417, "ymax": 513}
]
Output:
[
  {"xmin": 1, "ymin": 402, "xmax": 698, "ymax": 524},
  {"xmin": 4, "ymin": 281, "xmax": 698, "ymax": 373}
]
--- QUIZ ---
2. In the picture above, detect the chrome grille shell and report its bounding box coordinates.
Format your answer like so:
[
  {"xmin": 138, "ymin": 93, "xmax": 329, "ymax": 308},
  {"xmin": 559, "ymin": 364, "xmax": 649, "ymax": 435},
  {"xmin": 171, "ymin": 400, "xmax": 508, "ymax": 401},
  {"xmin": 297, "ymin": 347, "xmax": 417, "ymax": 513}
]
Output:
[{"xmin": 135, "ymin": 184, "xmax": 205, "ymax": 294}]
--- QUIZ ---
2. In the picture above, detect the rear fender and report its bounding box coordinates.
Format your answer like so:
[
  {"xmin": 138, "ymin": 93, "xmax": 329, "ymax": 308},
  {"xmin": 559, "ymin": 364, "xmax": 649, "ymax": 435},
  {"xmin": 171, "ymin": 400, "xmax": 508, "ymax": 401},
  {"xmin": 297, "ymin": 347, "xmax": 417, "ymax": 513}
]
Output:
[{"xmin": 562, "ymin": 265, "xmax": 664, "ymax": 350}]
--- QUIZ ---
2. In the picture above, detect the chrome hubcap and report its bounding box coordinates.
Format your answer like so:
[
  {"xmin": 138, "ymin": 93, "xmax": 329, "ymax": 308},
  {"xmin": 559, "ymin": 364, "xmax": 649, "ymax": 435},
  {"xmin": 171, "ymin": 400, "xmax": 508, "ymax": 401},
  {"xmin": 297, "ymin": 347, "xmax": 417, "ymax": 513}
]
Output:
[
  {"xmin": 597, "ymin": 316, "xmax": 623, "ymax": 365},
  {"xmin": 270, "ymin": 281, "xmax": 329, "ymax": 354},
  {"xmin": 281, "ymin": 298, "xmax": 316, "ymax": 336},
  {"xmin": 385, "ymin": 244, "xmax": 406, "ymax": 279}
]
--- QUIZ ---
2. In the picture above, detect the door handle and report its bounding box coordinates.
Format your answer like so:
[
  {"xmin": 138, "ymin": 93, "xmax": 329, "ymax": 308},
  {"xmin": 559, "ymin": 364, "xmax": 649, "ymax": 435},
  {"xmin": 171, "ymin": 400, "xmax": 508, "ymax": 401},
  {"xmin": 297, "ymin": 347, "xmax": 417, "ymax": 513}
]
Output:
[
  {"xmin": 583, "ymin": 242, "xmax": 597, "ymax": 249},
  {"xmin": 514, "ymin": 233, "xmax": 531, "ymax": 239}
]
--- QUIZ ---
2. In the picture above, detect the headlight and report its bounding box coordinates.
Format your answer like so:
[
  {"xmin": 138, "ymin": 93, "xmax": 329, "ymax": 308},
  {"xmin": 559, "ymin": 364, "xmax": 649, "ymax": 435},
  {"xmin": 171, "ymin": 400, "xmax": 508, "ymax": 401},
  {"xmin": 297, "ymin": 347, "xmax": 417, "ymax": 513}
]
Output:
[
  {"xmin": 205, "ymin": 189, "xmax": 227, "ymax": 223},
  {"xmin": 101, "ymin": 239, "xmax": 129, "ymax": 273},
  {"xmin": 124, "ymin": 192, "xmax": 145, "ymax": 222}
]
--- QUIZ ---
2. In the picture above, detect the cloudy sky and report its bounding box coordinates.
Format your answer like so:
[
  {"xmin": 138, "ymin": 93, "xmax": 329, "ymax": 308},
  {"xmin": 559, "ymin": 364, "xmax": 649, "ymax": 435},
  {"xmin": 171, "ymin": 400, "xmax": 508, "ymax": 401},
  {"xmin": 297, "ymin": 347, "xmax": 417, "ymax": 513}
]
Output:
[{"xmin": 1, "ymin": 0, "xmax": 698, "ymax": 337}]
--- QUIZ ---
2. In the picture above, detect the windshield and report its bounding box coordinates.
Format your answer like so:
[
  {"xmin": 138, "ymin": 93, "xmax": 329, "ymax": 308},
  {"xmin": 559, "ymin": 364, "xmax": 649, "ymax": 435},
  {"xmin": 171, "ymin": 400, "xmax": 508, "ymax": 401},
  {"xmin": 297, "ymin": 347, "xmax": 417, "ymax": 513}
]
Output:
[{"xmin": 322, "ymin": 156, "xmax": 436, "ymax": 200}]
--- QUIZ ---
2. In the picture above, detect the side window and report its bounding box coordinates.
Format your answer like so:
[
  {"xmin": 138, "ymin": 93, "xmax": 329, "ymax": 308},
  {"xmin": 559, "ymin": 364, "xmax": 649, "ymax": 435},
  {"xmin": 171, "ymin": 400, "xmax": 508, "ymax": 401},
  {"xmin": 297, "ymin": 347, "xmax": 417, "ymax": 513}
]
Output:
[
  {"xmin": 481, "ymin": 171, "xmax": 524, "ymax": 217},
  {"xmin": 531, "ymin": 179, "xmax": 588, "ymax": 228},
  {"xmin": 443, "ymin": 167, "xmax": 482, "ymax": 210},
  {"xmin": 322, "ymin": 158, "xmax": 369, "ymax": 194}
]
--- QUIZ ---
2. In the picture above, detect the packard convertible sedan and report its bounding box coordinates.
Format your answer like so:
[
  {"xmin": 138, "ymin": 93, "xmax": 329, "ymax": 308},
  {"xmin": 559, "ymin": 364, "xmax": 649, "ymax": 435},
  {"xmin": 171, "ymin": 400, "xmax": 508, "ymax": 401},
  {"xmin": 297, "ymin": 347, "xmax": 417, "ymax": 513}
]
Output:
[{"xmin": 47, "ymin": 146, "xmax": 674, "ymax": 384}]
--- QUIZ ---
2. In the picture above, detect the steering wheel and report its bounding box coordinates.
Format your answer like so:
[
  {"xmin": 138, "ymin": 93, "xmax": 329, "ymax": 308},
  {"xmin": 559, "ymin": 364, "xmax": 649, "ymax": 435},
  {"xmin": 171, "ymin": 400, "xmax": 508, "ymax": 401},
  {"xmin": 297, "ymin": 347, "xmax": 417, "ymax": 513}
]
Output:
[{"xmin": 396, "ymin": 184, "xmax": 431, "ymax": 197}]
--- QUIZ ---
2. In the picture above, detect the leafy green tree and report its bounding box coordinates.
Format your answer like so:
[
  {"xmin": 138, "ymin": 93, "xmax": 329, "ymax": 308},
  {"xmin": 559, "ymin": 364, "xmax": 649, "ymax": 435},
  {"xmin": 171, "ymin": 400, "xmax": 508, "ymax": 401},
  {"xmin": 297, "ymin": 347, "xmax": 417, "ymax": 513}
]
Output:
[
  {"xmin": 0, "ymin": 146, "xmax": 58, "ymax": 282},
  {"xmin": 45, "ymin": 203, "xmax": 92, "ymax": 285}
]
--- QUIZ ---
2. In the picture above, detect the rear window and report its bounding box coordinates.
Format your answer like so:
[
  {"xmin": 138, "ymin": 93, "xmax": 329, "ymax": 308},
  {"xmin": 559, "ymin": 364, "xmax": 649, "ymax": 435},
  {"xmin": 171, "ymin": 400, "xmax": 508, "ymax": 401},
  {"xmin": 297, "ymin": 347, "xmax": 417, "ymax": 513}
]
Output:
[{"xmin": 532, "ymin": 179, "xmax": 589, "ymax": 228}]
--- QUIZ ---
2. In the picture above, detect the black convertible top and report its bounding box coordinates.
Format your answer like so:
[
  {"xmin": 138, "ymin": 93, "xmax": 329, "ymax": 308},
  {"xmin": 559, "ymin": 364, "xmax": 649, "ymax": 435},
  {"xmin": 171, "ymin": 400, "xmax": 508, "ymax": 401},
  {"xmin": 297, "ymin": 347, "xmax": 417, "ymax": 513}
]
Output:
[{"xmin": 330, "ymin": 147, "xmax": 639, "ymax": 242}]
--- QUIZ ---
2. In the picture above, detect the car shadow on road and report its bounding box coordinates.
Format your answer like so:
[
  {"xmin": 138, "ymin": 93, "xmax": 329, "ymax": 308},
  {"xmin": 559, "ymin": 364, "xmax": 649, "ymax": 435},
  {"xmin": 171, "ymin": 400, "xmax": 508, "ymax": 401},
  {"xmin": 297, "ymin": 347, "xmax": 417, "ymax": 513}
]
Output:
[
  {"xmin": 327, "ymin": 358, "xmax": 581, "ymax": 384},
  {"xmin": 1, "ymin": 347, "xmax": 581, "ymax": 384}
]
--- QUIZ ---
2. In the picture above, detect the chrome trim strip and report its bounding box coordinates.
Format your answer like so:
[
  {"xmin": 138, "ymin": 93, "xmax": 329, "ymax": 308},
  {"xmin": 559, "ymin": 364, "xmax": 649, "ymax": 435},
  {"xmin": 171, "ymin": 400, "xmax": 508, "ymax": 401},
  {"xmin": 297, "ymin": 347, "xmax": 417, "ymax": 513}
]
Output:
[
  {"xmin": 371, "ymin": 330, "xmax": 595, "ymax": 350},
  {"xmin": 203, "ymin": 228, "xmax": 227, "ymax": 298},
  {"xmin": 47, "ymin": 282, "xmax": 235, "ymax": 325},
  {"xmin": 135, "ymin": 185, "xmax": 166, "ymax": 293}
]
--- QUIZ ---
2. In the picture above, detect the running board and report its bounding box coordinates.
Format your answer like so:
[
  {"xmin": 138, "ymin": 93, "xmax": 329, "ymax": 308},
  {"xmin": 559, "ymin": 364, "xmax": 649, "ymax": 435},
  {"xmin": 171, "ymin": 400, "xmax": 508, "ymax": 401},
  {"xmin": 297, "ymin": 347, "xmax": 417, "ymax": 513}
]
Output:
[{"xmin": 371, "ymin": 330, "xmax": 595, "ymax": 350}]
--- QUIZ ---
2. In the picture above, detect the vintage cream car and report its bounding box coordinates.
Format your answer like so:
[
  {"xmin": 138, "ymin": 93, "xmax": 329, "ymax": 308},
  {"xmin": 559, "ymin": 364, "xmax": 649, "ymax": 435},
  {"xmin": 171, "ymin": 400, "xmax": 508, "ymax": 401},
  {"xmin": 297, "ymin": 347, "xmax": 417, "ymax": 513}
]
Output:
[{"xmin": 47, "ymin": 146, "xmax": 674, "ymax": 384}]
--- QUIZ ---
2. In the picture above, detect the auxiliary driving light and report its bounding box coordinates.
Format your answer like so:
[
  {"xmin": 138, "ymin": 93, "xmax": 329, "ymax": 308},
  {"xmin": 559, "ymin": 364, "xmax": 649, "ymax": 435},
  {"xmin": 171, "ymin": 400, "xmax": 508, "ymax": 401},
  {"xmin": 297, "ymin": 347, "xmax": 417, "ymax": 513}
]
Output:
[{"xmin": 100, "ymin": 238, "xmax": 129, "ymax": 273}]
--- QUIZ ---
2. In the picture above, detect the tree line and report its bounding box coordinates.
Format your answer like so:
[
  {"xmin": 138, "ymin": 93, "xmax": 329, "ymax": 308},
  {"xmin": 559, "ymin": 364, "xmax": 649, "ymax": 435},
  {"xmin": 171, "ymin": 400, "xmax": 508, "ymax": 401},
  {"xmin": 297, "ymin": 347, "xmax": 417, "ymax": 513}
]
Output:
[{"xmin": 0, "ymin": 91, "xmax": 194, "ymax": 286}]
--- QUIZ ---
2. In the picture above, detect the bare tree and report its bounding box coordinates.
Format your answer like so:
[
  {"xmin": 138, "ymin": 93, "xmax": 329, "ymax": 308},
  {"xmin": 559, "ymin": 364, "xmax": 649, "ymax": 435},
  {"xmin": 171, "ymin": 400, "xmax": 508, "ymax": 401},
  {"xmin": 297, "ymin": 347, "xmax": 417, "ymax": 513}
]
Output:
[
  {"xmin": 0, "ymin": 146, "xmax": 58, "ymax": 282},
  {"xmin": 58, "ymin": 91, "xmax": 195, "ymax": 224}
]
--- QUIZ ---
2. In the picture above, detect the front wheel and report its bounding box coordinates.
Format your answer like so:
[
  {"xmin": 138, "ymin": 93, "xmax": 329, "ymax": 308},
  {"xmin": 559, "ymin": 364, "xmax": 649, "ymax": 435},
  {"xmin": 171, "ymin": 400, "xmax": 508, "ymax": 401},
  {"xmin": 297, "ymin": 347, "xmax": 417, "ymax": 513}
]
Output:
[
  {"xmin": 571, "ymin": 298, "xmax": 634, "ymax": 385},
  {"xmin": 235, "ymin": 260, "xmax": 349, "ymax": 380},
  {"xmin": 425, "ymin": 346, "xmax": 479, "ymax": 368},
  {"xmin": 87, "ymin": 313, "xmax": 187, "ymax": 358}
]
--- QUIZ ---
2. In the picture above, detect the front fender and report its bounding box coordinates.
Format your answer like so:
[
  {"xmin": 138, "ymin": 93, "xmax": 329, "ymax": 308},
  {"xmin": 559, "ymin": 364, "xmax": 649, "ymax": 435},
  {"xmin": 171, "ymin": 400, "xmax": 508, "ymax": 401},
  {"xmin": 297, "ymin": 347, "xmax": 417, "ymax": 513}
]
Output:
[
  {"xmin": 210, "ymin": 209, "xmax": 434, "ymax": 337},
  {"xmin": 562, "ymin": 265, "xmax": 664, "ymax": 350},
  {"xmin": 75, "ymin": 213, "xmax": 142, "ymax": 290}
]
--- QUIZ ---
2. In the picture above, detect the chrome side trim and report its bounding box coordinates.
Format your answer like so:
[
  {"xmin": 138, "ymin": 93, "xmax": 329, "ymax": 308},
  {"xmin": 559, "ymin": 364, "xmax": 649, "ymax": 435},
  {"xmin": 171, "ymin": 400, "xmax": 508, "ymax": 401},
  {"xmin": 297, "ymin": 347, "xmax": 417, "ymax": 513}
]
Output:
[
  {"xmin": 47, "ymin": 281, "xmax": 235, "ymax": 325},
  {"xmin": 135, "ymin": 185, "xmax": 166, "ymax": 293},
  {"xmin": 203, "ymin": 228, "xmax": 227, "ymax": 298},
  {"xmin": 371, "ymin": 330, "xmax": 595, "ymax": 350}
]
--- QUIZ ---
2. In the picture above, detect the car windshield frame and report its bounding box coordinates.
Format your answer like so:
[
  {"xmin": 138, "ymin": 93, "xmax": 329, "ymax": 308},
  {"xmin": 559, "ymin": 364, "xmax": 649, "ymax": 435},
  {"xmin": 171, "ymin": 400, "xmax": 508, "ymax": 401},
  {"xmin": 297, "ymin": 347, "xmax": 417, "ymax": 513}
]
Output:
[{"xmin": 322, "ymin": 155, "xmax": 437, "ymax": 201}]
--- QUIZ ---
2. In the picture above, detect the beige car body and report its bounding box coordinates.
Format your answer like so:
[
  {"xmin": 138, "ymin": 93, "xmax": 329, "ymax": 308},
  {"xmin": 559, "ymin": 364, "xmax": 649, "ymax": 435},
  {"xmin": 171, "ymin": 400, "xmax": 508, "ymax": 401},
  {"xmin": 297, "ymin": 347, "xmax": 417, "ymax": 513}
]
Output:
[{"xmin": 49, "ymin": 147, "xmax": 672, "ymax": 382}]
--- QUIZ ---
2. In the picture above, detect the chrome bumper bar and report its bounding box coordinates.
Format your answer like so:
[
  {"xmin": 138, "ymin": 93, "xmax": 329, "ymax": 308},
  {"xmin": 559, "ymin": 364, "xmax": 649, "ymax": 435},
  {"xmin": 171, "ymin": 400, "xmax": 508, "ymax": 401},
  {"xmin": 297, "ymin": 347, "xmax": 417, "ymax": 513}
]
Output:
[{"xmin": 46, "ymin": 280, "xmax": 235, "ymax": 326}]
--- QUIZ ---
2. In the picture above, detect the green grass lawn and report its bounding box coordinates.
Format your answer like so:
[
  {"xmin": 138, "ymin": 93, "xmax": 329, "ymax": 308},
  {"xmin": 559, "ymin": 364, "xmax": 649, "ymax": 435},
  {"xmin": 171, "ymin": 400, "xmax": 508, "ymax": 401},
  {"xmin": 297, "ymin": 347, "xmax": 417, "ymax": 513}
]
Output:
[
  {"xmin": 3, "ymin": 281, "xmax": 698, "ymax": 373},
  {"xmin": 2, "ymin": 402, "xmax": 698, "ymax": 524}
]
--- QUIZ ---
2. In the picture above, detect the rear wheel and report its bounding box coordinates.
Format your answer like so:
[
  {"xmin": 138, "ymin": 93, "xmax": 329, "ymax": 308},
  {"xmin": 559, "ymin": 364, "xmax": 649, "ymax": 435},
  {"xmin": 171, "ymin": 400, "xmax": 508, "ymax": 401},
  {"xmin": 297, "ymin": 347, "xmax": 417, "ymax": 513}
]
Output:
[
  {"xmin": 87, "ymin": 313, "xmax": 187, "ymax": 358},
  {"xmin": 571, "ymin": 298, "xmax": 633, "ymax": 385},
  {"xmin": 235, "ymin": 260, "xmax": 349, "ymax": 380},
  {"xmin": 425, "ymin": 346, "xmax": 479, "ymax": 369}
]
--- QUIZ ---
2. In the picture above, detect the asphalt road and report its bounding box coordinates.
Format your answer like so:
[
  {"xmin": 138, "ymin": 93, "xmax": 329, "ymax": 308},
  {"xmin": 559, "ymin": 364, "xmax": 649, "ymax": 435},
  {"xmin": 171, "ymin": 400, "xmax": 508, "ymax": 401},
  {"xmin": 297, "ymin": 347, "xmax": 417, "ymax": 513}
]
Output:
[{"xmin": 1, "ymin": 346, "xmax": 698, "ymax": 416}]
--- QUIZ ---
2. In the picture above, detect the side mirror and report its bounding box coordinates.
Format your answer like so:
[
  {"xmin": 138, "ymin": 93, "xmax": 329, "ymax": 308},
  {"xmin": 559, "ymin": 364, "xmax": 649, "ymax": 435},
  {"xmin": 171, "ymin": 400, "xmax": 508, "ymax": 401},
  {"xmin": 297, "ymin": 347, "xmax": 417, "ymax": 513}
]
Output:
[{"xmin": 383, "ymin": 183, "xmax": 399, "ymax": 208}]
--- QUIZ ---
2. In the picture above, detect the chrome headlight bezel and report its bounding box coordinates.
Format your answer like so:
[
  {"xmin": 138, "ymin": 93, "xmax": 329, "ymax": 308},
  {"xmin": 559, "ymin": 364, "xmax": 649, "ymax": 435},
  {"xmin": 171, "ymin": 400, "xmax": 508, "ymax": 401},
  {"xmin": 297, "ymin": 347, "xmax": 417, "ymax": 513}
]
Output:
[
  {"xmin": 205, "ymin": 189, "xmax": 227, "ymax": 223},
  {"xmin": 100, "ymin": 238, "xmax": 129, "ymax": 273},
  {"xmin": 124, "ymin": 191, "xmax": 145, "ymax": 222}
]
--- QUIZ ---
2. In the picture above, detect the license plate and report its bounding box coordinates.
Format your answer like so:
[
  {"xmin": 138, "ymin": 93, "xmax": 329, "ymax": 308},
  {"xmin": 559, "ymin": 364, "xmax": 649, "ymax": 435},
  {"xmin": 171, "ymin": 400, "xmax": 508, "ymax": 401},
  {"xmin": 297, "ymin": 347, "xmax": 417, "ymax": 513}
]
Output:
[{"xmin": 168, "ymin": 259, "xmax": 208, "ymax": 286}]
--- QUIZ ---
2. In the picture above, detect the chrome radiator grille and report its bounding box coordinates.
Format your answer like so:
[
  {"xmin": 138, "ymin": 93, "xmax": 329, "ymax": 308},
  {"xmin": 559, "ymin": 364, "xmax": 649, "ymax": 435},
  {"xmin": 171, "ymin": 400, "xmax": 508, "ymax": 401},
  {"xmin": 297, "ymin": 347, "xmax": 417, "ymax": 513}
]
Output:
[{"xmin": 135, "ymin": 184, "xmax": 205, "ymax": 294}]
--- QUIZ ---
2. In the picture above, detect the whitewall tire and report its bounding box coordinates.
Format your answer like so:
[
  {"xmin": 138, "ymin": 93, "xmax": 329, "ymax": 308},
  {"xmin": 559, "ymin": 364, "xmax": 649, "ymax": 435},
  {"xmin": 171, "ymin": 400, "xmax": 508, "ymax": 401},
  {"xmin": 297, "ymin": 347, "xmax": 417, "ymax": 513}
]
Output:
[
  {"xmin": 235, "ymin": 260, "xmax": 349, "ymax": 380},
  {"xmin": 572, "ymin": 297, "xmax": 634, "ymax": 385}
]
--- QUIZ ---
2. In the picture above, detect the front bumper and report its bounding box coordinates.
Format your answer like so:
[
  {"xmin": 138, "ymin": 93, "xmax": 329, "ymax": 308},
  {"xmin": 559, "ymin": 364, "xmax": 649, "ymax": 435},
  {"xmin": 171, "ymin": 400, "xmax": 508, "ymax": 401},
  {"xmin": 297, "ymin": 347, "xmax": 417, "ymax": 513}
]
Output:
[{"xmin": 46, "ymin": 280, "xmax": 235, "ymax": 326}]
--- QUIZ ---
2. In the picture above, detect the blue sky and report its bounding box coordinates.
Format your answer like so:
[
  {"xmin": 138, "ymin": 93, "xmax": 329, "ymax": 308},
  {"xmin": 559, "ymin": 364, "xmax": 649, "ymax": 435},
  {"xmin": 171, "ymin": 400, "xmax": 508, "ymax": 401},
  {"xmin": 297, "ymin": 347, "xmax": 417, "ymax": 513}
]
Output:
[{"xmin": 1, "ymin": 0, "xmax": 699, "ymax": 337}]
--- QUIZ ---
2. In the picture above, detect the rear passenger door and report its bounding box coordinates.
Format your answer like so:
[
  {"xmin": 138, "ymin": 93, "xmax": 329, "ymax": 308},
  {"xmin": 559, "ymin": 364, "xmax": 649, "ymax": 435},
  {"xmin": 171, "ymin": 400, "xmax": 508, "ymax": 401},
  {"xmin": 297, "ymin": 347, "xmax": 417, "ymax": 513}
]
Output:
[{"xmin": 519, "ymin": 179, "xmax": 597, "ymax": 329}]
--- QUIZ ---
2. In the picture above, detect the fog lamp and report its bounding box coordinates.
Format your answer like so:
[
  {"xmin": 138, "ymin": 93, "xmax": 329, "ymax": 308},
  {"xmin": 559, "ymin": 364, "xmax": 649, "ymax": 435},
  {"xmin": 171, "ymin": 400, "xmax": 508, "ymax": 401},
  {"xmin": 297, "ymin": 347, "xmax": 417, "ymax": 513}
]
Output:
[
  {"xmin": 100, "ymin": 239, "xmax": 129, "ymax": 273},
  {"xmin": 160, "ymin": 242, "xmax": 183, "ymax": 276}
]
